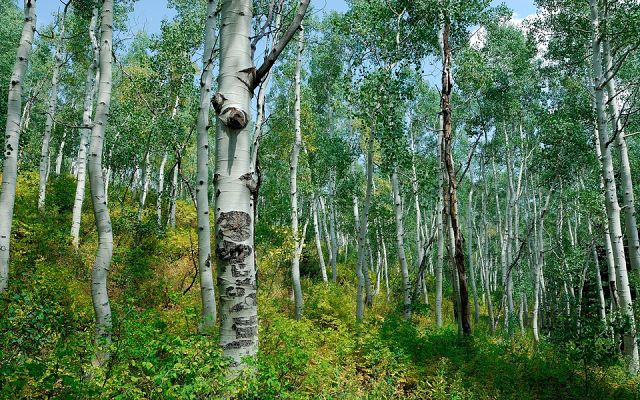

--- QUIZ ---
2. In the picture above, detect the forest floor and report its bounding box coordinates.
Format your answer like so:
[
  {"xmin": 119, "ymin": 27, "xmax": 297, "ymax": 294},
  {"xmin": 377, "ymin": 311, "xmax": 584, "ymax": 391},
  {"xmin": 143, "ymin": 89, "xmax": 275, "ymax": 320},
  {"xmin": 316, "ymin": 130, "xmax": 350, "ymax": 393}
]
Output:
[{"xmin": 1, "ymin": 173, "xmax": 639, "ymax": 399}]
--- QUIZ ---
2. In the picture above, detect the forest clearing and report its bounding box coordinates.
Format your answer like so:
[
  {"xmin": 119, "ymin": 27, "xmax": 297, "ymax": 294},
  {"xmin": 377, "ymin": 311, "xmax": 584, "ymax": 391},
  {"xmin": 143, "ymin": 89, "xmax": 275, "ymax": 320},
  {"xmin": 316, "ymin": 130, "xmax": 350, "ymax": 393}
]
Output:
[{"xmin": 1, "ymin": 0, "xmax": 640, "ymax": 398}]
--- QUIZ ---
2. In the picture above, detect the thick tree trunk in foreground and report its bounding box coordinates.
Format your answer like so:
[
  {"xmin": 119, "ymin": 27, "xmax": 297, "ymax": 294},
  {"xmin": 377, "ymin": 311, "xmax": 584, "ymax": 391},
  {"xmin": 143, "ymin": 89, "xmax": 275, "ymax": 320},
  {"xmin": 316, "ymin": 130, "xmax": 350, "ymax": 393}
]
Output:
[
  {"xmin": 290, "ymin": 27, "xmax": 304, "ymax": 320},
  {"xmin": 0, "ymin": 0, "xmax": 37, "ymax": 294},
  {"xmin": 195, "ymin": 0, "xmax": 219, "ymax": 332},
  {"xmin": 38, "ymin": 3, "xmax": 67, "ymax": 211},
  {"xmin": 88, "ymin": 0, "xmax": 115, "ymax": 366},
  {"xmin": 590, "ymin": 0, "xmax": 638, "ymax": 373},
  {"xmin": 213, "ymin": 0, "xmax": 259, "ymax": 368},
  {"xmin": 213, "ymin": 0, "xmax": 308, "ymax": 370}
]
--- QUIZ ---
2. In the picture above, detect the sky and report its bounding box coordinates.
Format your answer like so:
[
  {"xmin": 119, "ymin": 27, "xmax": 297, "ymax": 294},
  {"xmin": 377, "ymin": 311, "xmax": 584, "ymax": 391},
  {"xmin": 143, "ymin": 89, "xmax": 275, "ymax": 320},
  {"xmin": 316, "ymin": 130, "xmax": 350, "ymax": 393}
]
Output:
[{"xmin": 38, "ymin": 0, "xmax": 537, "ymax": 37}]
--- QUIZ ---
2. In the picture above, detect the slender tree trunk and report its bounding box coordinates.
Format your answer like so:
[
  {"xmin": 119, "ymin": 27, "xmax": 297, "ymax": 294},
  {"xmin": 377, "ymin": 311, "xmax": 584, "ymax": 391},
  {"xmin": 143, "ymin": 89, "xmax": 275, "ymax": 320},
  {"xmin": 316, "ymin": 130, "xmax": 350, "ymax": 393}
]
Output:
[
  {"xmin": 329, "ymin": 173, "xmax": 338, "ymax": 282},
  {"xmin": 392, "ymin": 167, "xmax": 411, "ymax": 320},
  {"xmin": 588, "ymin": 218, "xmax": 607, "ymax": 325},
  {"xmin": 0, "ymin": 0, "xmax": 37, "ymax": 293},
  {"xmin": 138, "ymin": 151, "xmax": 151, "ymax": 220},
  {"xmin": 410, "ymin": 130, "xmax": 424, "ymax": 270},
  {"xmin": 467, "ymin": 187, "xmax": 480, "ymax": 323},
  {"xmin": 168, "ymin": 163, "xmax": 178, "ymax": 228},
  {"xmin": 312, "ymin": 192, "xmax": 328, "ymax": 282},
  {"xmin": 319, "ymin": 197, "xmax": 333, "ymax": 269},
  {"xmin": 603, "ymin": 41, "xmax": 640, "ymax": 278},
  {"xmin": 435, "ymin": 121, "xmax": 445, "ymax": 328},
  {"xmin": 289, "ymin": 27, "xmax": 305, "ymax": 320},
  {"xmin": 355, "ymin": 129, "xmax": 375, "ymax": 319},
  {"xmin": 70, "ymin": 9, "xmax": 98, "ymax": 249},
  {"xmin": 156, "ymin": 151, "xmax": 167, "ymax": 225},
  {"xmin": 54, "ymin": 128, "xmax": 67, "ymax": 176},
  {"xmin": 382, "ymin": 233, "xmax": 390, "ymax": 302},
  {"xmin": 590, "ymin": 0, "xmax": 639, "ymax": 373},
  {"xmin": 194, "ymin": 0, "xmax": 219, "ymax": 332},
  {"xmin": 38, "ymin": 3, "xmax": 67, "ymax": 210},
  {"xmin": 88, "ymin": 0, "xmax": 114, "ymax": 366},
  {"xmin": 440, "ymin": 18, "xmax": 470, "ymax": 336}
]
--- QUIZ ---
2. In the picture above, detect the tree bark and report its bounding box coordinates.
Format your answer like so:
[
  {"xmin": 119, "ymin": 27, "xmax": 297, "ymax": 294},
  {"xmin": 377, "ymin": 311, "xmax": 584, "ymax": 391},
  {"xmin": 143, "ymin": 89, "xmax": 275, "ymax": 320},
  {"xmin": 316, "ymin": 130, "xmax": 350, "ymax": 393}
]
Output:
[
  {"xmin": 590, "ymin": 0, "xmax": 639, "ymax": 373},
  {"xmin": 440, "ymin": 18, "xmax": 470, "ymax": 336},
  {"xmin": 54, "ymin": 128, "xmax": 67, "ymax": 176},
  {"xmin": 355, "ymin": 129, "xmax": 375, "ymax": 319},
  {"xmin": 70, "ymin": 7, "xmax": 98, "ymax": 249},
  {"xmin": 88, "ymin": 0, "xmax": 115, "ymax": 366},
  {"xmin": 290, "ymin": 26, "xmax": 304, "ymax": 320},
  {"xmin": 213, "ymin": 0, "xmax": 308, "ymax": 369},
  {"xmin": 312, "ymin": 192, "xmax": 328, "ymax": 282},
  {"xmin": 156, "ymin": 151, "xmax": 167, "ymax": 225},
  {"xmin": 0, "ymin": 0, "xmax": 37, "ymax": 294},
  {"xmin": 38, "ymin": 2, "xmax": 68, "ymax": 210},
  {"xmin": 195, "ymin": 0, "xmax": 219, "ymax": 332},
  {"xmin": 467, "ymin": 186, "xmax": 480, "ymax": 323},
  {"xmin": 603, "ymin": 40, "xmax": 640, "ymax": 278},
  {"xmin": 392, "ymin": 167, "xmax": 411, "ymax": 320}
]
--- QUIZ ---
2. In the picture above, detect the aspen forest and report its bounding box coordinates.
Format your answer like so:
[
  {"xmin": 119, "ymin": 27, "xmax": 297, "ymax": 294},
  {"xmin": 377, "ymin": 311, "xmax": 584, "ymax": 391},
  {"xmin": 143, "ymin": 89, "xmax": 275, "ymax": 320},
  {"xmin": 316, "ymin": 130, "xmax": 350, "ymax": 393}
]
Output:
[{"xmin": 4, "ymin": 0, "xmax": 640, "ymax": 398}]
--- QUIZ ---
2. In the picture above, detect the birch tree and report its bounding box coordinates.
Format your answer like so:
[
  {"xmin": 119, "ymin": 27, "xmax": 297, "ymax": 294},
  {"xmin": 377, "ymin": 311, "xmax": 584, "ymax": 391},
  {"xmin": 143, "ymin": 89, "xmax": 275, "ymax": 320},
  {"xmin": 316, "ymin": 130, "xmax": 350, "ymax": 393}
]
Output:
[
  {"xmin": 88, "ymin": 0, "xmax": 115, "ymax": 366},
  {"xmin": 212, "ymin": 0, "xmax": 309, "ymax": 369},
  {"xmin": 0, "ymin": 0, "xmax": 37, "ymax": 294},
  {"xmin": 38, "ymin": 1, "xmax": 69, "ymax": 211},
  {"xmin": 195, "ymin": 0, "xmax": 218, "ymax": 332},
  {"xmin": 71, "ymin": 5, "xmax": 99, "ymax": 249}
]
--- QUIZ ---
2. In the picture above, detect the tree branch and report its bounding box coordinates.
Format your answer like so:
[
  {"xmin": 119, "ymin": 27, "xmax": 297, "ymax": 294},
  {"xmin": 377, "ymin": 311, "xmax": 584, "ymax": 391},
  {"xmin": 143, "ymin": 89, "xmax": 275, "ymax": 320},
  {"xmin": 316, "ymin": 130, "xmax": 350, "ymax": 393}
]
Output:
[{"xmin": 253, "ymin": 0, "xmax": 310, "ymax": 88}]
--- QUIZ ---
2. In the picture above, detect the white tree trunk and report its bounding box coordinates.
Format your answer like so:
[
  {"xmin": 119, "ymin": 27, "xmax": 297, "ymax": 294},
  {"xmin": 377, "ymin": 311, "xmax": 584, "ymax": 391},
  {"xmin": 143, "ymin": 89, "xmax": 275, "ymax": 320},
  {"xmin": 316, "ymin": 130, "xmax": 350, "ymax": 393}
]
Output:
[
  {"xmin": 194, "ymin": 0, "xmax": 219, "ymax": 333},
  {"xmin": 138, "ymin": 150, "xmax": 151, "ymax": 219},
  {"xmin": 0, "ymin": 0, "xmax": 37, "ymax": 293},
  {"xmin": 588, "ymin": 217, "xmax": 607, "ymax": 325},
  {"xmin": 392, "ymin": 167, "xmax": 411, "ymax": 320},
  {"xmin": 213, "ymin": 0, "xmax": 259, "ymax": 368},
  {"xmin": 435, "ymin": 118, "xmax": 445, "ymax": 327},
  {"xmin": 467, "ymin": 187, "xmax": 480, "ymax": 323},
  {"xmin": 590, "ymin": 0, "xmax": 639, "ymax": 373},
  {"xmin": 603, "ymin": 41, "xmax": 640, "ymax": 277},
  {"xmin": 54, "ymin": 128, "xmax": 67, "ymax": 176},
  {"xmin": 355, "ymin": 130, "xmax": 375, "ymax": 319},
  {"xmin": 88, "ymin": 0, "xmax": 114, "ymax": 366},
  {"xmin": 156, "ymin": 151, "xmax": 167, "ymax": 225},
  {"xmin": 290, "ymin": 27, "xmax": 304, "ymax": 320},
  {"xmin": 168, "ymin": 164, "xmax": 178, "ymax": 228},
  {"xmin": 38, "ymin": 4, "xmax": 67, "ymax": 210},
  {"xmin": 329, "ymin": 173, "xmax": 338, "ymax": 281},
  {"xmin": 409, "ymin": 130, "xmax": 424, "ymax": 270},
  {"xmin": 312, "ymin": 192, "xmax": 328, "ymax": 282}
]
